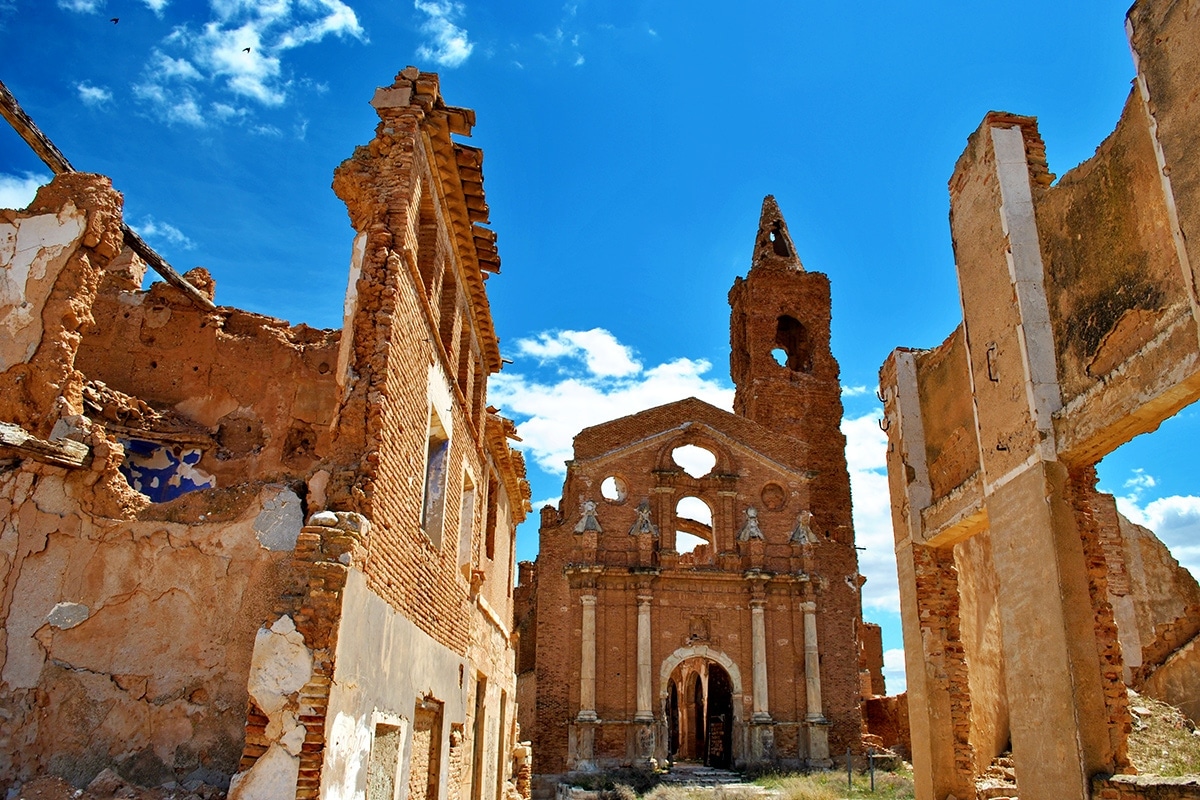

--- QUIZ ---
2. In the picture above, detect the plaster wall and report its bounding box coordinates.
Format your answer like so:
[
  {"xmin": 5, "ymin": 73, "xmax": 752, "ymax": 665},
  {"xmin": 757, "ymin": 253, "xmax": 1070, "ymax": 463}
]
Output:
[
  {"xmin": 321, "ymin": 568, "xmax": 468, "ymax": 800},
  {"xmin": 0, "ymin": 467, "xmax": 295, "ymax": 788}
]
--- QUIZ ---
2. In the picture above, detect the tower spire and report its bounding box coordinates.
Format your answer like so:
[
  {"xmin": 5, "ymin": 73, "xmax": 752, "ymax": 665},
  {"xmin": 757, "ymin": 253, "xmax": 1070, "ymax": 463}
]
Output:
[{"xmin": 751, "ymin": 195, "xmax": 804, "ymax": 272}]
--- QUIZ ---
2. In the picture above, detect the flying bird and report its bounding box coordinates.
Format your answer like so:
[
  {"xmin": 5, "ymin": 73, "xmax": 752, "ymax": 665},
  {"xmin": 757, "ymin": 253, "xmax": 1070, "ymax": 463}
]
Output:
[
  {"xmin": 110, "ymin": 17, "xmax": 119, "ymax": 23},
  {"xmin": 243, "ymin": 47, "xmax": 251, "ymax": 53}
]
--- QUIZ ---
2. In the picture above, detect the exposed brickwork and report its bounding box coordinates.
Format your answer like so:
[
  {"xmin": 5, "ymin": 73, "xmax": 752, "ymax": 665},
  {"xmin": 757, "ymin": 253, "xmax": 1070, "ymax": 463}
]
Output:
[
  {"xmin": 911, "ymin": 543, "xmax": 975, "ymax": 781},
  {"xmin": 863, "ymin": 693, "xmax": 909, "ymax": 761},
  {"xmin": 235, "ymin": 514, "xmax": 366, "ymax": 795},
  {"xmin": 1068, "ymin": 466, "xmax": 1133, "ymax": 772},
  {"xmin": 859, "ymin": 622, "xmax": 885, "ymax": 697},
  {"xmin": 1, "ymin": 69, "xmax": 527, "ymax": 797},
  {"xmin": 1092, "ymin": 774, "xmax": 1200, "ymax": 799}
]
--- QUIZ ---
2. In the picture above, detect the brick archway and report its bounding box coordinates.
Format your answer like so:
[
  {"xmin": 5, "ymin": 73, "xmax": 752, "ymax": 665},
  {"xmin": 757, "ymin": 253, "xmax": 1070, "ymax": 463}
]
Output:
[{"xmin": 658, "ymin": 645, "xmax": 743, "ymax": 709}]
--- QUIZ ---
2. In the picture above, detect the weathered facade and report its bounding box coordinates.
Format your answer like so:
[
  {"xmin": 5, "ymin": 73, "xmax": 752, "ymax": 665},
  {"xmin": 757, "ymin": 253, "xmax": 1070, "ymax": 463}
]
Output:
[
  {"xmin": 878, "ymin": 1, "xmax": 1200, "ymax": 798},
  {"xmin": 0, "ymin": 68, "xmax": 530, "ymax": 799},
  {"xmin": 518, "ymin": 199, "xmax": 867, "ymax": 778}
]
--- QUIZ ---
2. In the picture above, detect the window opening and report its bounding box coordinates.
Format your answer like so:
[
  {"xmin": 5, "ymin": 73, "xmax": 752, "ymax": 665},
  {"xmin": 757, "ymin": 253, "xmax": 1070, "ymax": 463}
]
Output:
[
  {"xmin": 422, "ymin": 413, "xmax": 450, "ymax": 546},
  {"xmin": 601, "ymin": 476, "xmax": 627, "ymax": 503},
  {"xmin": 769, "ymin": 220, "xmax": 790, "ymax": 257},
  {"xmin": 774, "ymin": 315, "xmax": 812, "ymax": 372},
  {"xmin": 494, "ymin": 690, "xmax": 508, "ymax": 800},
  {"xmin": 366, "ymin": 718, "xmax": 407, "ymax": 800},
  {"xmin": 409, "ymin": 698, "xmax": 444, "ymax": 800},
  {"xmin": 485, "ymin": 474, "xmax": 499, "ymax": 560},
  {"xmin": 672, "ymin": 445, "xmax": 716, "ymax": 478},
  {"xmin": 458, "ymin": 472, "xmax": 476, "ymax": 574},
  {"xmin": 470, "ymin": 676, "xmax": 487, "ymax": 800},
  {"xmin": 675, "ymin": 496, "xmax": 713, "ymax": 555}
]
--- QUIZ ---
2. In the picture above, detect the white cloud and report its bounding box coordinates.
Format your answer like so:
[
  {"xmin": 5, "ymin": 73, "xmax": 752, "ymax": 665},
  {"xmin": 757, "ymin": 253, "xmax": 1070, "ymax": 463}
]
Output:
[
  {"xmin": 842, "ymin": 411, "xmax": 899, "ymax": 614},
  {"xmin": 841, "ymin": 384, "xmax": 871, "ymax": 397},
  {"xmin": 489, "ymin": 329, "xmax": 733, "ymax": 475},
  {"xmin": 76, "ymin": 82, "xmax": 112, "ymax": 106},
  {"xmin": 0, "ymin": 172, "xmax": 50, "ymax": 210},
  {"xmin": 1124, "ymin": 467, "xmax": 1157, "ymax": 495},
  {"xmin": 135, "ymin": 0, "xmax": 364, "ymax": 121},
  {"xmin": 1116, "ymin": 489, "xmax": 1200, "ymax": 579},
  {"xmin": 142, "ymin": 0, "xmax": 169, "ymax": 15},
  {"xmin": 134, "ymin": 216, "xmax": 195, "ymax": 249},
  {"xmin": 493, "ymin": 328, "xmax": 902, "ymax": 614},
  {"xmin": 531, "ymin": 495, "xmax": 561, "ymax": 514},
  {"xmin": 883, "ymin": 648, "xmax": 907, "ymax": 694},
  {"xmin": 516, "ymin": 328, "xmax": 641, "ymax": 378},
  {"xmin": 133, "ymin": 81, "xmax": 205, "ymax": 125},
  {"xmin": 58, "ymin": 0, "xmax": 103, "ymax": 12},
  {"xmin": 414, "ymin": 0, "xmax": 473, "ymax": 68}
]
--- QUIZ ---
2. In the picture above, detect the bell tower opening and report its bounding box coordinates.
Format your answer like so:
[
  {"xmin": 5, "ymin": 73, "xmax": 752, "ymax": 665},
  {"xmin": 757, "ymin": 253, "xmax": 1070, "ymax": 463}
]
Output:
[{"xmin": 774, "ymin": 314, "xmax": 811, "ymax": 372}]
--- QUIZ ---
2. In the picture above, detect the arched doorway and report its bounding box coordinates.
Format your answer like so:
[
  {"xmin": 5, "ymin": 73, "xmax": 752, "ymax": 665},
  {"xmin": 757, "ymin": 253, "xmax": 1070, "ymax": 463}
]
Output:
[{"xmin": 665, "ymin": 658, "xmax": 735, "ymax": 768}]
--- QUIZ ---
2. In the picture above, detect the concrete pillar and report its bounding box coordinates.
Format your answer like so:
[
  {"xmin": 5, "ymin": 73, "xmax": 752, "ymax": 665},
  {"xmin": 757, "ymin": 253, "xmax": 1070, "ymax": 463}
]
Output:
[
  {"xmin": 636, "ymin": 593, "xmax": 653, "ymax": 722},
  {"xmin": 802, "ymin": 601, "xmax": 830, "ymax": 766},
  {"xmin": 986, "ymin": 461, "xmax": 1116, "ymax": 797},
  {"xmin": 578, "ymin": 594, "xmax": 598, "ymax": 722},
  {"xmin": 750, "ymin": 599, "xmax": 770, "ymax": 722},
  {"xmin": 880, "ymin": 351, "xmax": 974, "ymax": 800}
]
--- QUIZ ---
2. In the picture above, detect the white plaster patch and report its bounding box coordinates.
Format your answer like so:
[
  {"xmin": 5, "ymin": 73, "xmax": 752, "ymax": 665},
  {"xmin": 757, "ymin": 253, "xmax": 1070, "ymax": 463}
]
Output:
[
  {"xmin": 427, "ymin": 361, "xmax": 455, "ymax": 439},
  {"xmin": 309, "ymin": 510, "xmax": 339, "ymax": 527},
  {"xmin": 227, "ymin": 743, "xmax": 300, "ymax": 800},
  {"xmin": 253, "ymin": 487, "xmax": 304, "ymax": 551},
  {"xmin": 247, "ymin": 615, "xmax": 313, "ymax": 718},
  {"xmin": 0, "ymin": 206, "xmax": 86, "ymax": 371},
  {"xmin": 337, "ymin": 231, "xmax": 367, "ymax": 392},
  {"xmin": 46, "ymin": 602, "xmax": 89, "ymax": 629},
  {"xmin": 321, "ymin": 711, "xmax": 374, "ymax": 800}
]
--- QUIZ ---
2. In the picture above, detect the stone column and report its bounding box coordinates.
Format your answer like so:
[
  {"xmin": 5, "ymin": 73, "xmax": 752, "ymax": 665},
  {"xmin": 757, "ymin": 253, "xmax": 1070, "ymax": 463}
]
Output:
[
  {"xmin": 578, "ymin": 594, "xmax": 598, "ymax": 722},
  {"xmin": 636, "ymin": 594, "xmax": 654, "ymax": 722},
  {"xmin": 802, "ymin": 601, "xmax": 831, "ymax": 766},
  {"xmin": 750, "ymin": 599, "xmax": 770, "ymax": 722}
]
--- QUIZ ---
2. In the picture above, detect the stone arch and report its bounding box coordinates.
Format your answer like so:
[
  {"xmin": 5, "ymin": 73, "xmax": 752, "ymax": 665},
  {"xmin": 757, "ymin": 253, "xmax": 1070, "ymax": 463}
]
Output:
[
  {"xmin": 658, "ymin": 645, "xmax": 744, "ymax": 709},
  {"xmin": 655, "ymin": 432, "xmax": 735, "ymax": 477}
]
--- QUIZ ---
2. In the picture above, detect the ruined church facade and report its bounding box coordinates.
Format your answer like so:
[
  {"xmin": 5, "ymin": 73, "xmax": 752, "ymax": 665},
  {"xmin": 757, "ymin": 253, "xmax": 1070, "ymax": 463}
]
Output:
[{"xmin": 516, "ymin": 200, "xmax": 867, "ymax": 777}]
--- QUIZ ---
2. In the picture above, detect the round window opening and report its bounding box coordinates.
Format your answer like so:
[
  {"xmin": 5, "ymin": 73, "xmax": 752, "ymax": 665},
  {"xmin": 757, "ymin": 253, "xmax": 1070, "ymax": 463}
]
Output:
[
  {"xmin": 601, "ymin": 475, "xmax": 628, "ymax": 503},
  {"xmin": 672, "ymin": 445, "xmax": 717, "ymax": 478}
]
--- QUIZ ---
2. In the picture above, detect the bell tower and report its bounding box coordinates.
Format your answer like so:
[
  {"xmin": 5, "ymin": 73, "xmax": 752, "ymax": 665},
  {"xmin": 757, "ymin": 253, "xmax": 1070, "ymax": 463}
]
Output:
[{"xmin": 729, "ymin": 196, "xmax": 853, "ymax": 542}]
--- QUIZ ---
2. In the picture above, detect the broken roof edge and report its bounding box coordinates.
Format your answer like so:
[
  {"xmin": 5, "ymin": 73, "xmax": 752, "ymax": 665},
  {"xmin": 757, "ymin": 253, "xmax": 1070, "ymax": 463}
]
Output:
[{"xmin": 371, "ymin": 67, "xmax": 505, "ymax": 375}]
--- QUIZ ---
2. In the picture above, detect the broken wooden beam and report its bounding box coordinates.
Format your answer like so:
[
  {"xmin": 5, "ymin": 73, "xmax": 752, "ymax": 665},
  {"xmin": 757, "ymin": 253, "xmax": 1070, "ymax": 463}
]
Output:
[
  {"xmin": 0, "ymin": 78, "xmax": 216, "ymax": 312},
  {"xmin": 0, "ymin": 421, "xmax": 90, "ymax": 469}
]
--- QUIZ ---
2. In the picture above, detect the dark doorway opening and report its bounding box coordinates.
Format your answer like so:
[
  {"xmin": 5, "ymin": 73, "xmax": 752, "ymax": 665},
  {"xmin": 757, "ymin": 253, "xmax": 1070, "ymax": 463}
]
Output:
[{"xmin": 666, "ymin": 659, "xmax": 735, "ymax": 768}]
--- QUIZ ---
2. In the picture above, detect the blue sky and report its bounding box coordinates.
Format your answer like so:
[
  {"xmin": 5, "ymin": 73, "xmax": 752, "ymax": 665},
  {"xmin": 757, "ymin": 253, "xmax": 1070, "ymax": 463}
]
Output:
[{"xmin": 4, "ymin": 0, "xmax": 1197, "ymax": 694}]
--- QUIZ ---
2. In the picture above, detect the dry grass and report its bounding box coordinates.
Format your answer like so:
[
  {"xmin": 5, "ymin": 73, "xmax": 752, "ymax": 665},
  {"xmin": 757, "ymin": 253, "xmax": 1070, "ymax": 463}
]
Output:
[
  {"xmin": 756, "ymin": 767, "xmax": 914, "ymax": 800},
  {"xmin": 1126, "ymin": 690, "xmax": 1200, "ymax": 777}
]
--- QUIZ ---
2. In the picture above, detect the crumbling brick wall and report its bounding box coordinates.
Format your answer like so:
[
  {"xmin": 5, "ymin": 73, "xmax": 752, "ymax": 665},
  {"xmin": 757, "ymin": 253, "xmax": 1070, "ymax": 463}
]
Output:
[{"xmin": 1, "ymin": 68, "xmax": 529, "ymax": 798}]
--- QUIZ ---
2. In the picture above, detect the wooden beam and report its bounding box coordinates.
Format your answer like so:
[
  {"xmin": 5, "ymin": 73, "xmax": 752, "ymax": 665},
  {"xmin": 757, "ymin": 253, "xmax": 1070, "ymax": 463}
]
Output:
[
  {"xmin": 0, "ymin": 421, "xmax": 90, "ymax": 469},
  {"xmin": 0, "ymin": 79, "xmax": 216, "ymax": 312}
]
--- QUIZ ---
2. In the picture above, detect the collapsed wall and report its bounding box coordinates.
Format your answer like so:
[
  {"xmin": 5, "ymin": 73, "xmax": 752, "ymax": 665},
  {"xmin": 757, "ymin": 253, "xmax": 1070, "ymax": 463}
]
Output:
[
  {"xmin": 0, "ymin": 68, "xmax": 531, "ymax": 799},
  {"xmin": 877, "ymin": 1, "xmax": 1200, "ymax": 798}
]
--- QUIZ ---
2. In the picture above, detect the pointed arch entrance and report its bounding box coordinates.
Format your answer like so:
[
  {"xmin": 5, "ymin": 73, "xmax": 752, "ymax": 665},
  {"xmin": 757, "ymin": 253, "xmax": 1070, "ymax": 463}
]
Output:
[{"xmin": 659, "ymin": 647, "xmax": 742, "ymax": 768}]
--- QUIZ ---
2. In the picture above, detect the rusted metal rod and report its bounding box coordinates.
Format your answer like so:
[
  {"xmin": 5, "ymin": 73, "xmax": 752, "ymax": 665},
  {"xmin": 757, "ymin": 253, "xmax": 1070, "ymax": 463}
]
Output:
[{"xmin": 0, "ymin": 78, "xmax": 216, "ymax": 312}]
